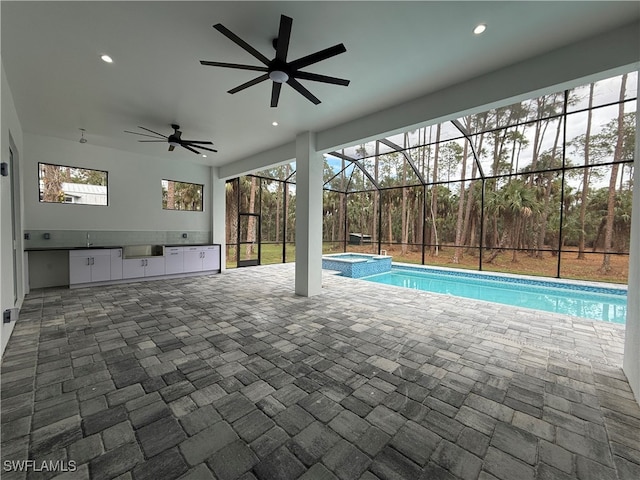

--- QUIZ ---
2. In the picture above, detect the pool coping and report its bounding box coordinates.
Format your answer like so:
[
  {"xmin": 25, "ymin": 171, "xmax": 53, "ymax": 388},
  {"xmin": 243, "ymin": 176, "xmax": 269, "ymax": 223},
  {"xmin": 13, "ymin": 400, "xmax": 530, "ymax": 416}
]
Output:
[{"xmin": 382, "ymin": 262, "xmax": 628, "ymax": 296}]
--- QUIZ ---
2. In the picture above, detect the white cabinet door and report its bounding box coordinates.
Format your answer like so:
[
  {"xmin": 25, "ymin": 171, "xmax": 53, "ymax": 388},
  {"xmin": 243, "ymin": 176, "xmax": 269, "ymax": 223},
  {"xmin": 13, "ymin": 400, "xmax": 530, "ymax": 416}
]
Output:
[
  {"xmin": 69, "ymin": 256, "xmax": 92, "ymax": 284},
  {"xmin": 202, "ymin": 245, "xmax": 220, "ymax": 271},
  {"xmin": 145, "ymin": 257, "xmax": 165, "ymax": 277},
  {"xmin": 123, "ymin": 259, "xmax": 145, "ymax": 279},
  {"xmin": 183, "ymin": 247, "xmax": 202, "ymax": 273},
  {"xmin": 70, "ymin": 249, "xmax": 111, "ymax": 284},
  {"xmin": 91, "ymin": 255, "xmax": 111, "ymax": 282},
  {"xmin": 110, "ymin": 249, "xmax": 123, "ymax": 280},
  {"xmin": 165, "ymin": 247, "xmax": 184, "ymax": 274}
]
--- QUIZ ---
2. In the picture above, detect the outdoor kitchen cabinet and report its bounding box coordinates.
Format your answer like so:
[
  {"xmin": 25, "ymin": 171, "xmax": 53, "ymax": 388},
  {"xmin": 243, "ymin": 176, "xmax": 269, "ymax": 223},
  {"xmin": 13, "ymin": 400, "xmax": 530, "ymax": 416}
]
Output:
[
  {"xmin": 110, "ymin": 248, "xmax": 123, "ymax": 280},
  {"xmin": 164, "ymin": 247, "xmax": 184, "ymax": 274},
  {"xmin": 69, "ymin": 249, "xmax": 111, "ymax": 285},
  {"xmin": 183, "ymin": 245, "xmax": 220, "ymax": 273},
  {"xmin": 122, "ymin": 256, "xmax": 165, "ymax": 279}
]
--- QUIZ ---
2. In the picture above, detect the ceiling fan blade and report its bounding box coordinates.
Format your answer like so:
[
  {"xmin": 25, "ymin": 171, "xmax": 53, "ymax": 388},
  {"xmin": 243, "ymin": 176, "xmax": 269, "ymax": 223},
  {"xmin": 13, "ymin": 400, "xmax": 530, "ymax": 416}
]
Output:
[
  {"xmin": 275, "ymin": 15, "xmax": 293, "ymax": 62},
  {"xmin": 180, "ymin": 140, "xmax": 214, "ymax": 145},
  {"xmin": 181, "ymin": 144, "xmax": 200, "ymax": 154},
  {"xmin": 270, "ymin": 82, "xmax": 282, "ymax": 107},
  {"xmin": 186, "ymin": 144, "xmax": 218, "ymax": 153},
  {"xmin": 228, "ymin": 74, "xmax": 270, "ymax": 94},
  {"xmin": 124, "ymin": 130, "xmax": 164, "ymax": 139},
  {"xmin": 292, "ymin": 71, "xmax": 350, "ymax": 86},
  {"xmin": 200, "ymin": 61, "xmax": 269, "ymax": 73},
  {"xmin": 168, "ymin": 145, "xmax": 175, "ymax": 152},
  {"xmin": 138, "ymin": 140, "xmax": 168, "ymax": 143},
  {"xmin": 287, "ymin": 78, "xmax": 321, "ymax": 105},
  {"xmin": 137, "ymin": 126, "xmax": 168, "ymax": 138},
  {"xmin": 288, "ymin": 43, "xmax": 347, "ymax": 70},
  {"xmin": 213, "ymin": 23, "xmax": 271, "ymax": 66}
]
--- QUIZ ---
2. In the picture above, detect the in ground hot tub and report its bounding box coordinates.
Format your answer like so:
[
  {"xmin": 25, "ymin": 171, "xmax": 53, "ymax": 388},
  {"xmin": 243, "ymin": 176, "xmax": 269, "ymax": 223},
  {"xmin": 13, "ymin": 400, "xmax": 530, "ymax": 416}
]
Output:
[{"xmin": 322, "ymin": 253, "xmax": 392, "ymax": 278}]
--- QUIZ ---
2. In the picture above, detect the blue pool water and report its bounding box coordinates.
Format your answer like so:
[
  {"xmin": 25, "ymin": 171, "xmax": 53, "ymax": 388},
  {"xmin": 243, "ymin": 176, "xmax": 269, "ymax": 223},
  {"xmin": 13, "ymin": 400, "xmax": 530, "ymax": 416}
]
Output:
[{"xmin": 360, "ymin": 266, "xmax": 627, "ymax": 324}]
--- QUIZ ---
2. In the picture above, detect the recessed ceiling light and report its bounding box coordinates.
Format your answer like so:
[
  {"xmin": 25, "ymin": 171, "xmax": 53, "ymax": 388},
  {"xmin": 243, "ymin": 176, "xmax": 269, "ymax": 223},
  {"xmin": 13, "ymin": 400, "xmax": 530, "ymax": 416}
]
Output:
[
  {"xmin": 101, "ymin": 54, "xmax": 113, "ymax": 63},
  {"xmin": 202, "ymin": 154, "xmax": 207, "ymax": 158},
  {"xmin": 272, "ymin": 121, "xmax": 278, "ymax": 126},
  {"xmin": 473, "ymin": 24, "xmax": 487, "ymax": 35}
]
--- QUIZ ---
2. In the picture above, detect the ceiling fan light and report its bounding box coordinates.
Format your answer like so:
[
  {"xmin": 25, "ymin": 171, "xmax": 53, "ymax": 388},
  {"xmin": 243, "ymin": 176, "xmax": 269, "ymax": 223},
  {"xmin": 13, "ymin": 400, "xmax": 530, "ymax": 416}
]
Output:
[
  {"xmin": 168, "ymin": 141, "xmax": 180, "ymax": 147},
  {"xmin": 269, "ymin": 70, "xmax": 289, "ymax": 83}
]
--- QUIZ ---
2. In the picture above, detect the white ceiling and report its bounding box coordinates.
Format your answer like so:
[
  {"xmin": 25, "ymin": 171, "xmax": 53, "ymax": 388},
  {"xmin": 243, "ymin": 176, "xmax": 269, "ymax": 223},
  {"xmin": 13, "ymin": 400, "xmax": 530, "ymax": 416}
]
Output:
[{"xmin": 2, "ymin": 1, "xmax": 639, "ymax": 168}]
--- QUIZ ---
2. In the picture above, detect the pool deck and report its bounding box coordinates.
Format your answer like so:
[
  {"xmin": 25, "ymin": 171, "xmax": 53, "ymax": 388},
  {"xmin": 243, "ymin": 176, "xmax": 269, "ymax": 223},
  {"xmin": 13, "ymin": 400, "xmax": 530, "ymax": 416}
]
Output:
[{"xmin": 1, "ymin": 263, "xmax": 638, "ymax": 480}]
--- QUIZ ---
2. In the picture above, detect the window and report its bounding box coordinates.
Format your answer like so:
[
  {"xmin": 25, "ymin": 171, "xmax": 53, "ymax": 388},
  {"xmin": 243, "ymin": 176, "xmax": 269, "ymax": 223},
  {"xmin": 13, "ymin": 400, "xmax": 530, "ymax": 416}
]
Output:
[
  {"xmin": 162, "ymin": 179, "xmax": 203, "ymax": 211},
  {"xmin": 38, "ymin": 163, "xmax": 108, "ymax": 205}
]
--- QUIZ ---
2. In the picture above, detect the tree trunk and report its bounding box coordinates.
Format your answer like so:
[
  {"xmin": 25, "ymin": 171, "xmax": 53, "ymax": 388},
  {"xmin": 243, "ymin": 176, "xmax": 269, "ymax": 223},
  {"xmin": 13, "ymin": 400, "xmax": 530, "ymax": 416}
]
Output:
[
  {"xmin": 452, "ymin": 138, "xmax": 469, "ymax": 264},
  {"xmin": 486, "ymin": 228, "xmax": 510, "ymax": 264},
  {"xmin": 577, "ymin": 83, "xmax": 595, "ymax": 259},
  {"xmin": 372, "ymin": 142, "xmax": 379, "ymax": 247},
  {"xmin": 600, "ymin": 74, "xmax": 627, "ymax": 273},
  {"xmin": 246, "ymin": 177, "xmax": 258, "ymax": 256},
  {"xmin": 535, "ymin": 117, "xmax": 563, "ymax": 258},
  {"xmin": 430, "ymin": 124, "xmax": 441, "ymax": 256},
  {"xmin": 462, "ymin": 115, "xmax": 486, "ymax": 252}
]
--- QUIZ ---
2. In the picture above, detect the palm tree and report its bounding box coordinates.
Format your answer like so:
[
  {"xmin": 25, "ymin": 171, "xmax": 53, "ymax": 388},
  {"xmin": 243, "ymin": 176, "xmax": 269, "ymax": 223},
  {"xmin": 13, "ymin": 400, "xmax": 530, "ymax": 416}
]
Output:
[{"xmin": 485, "ymin": 179, "xmax": 538, "ymax": 263}]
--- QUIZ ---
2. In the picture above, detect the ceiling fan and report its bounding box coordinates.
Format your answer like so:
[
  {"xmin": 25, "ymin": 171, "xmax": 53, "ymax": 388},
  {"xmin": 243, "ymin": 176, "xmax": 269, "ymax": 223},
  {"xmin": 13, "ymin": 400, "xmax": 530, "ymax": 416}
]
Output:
[
  {"xmin": 200, "ymin": 14, "xmax": 350, "ymax": 107},
  {"xmin": 124, "ymin": 124, "xmax": 217, "ymax": 155}
]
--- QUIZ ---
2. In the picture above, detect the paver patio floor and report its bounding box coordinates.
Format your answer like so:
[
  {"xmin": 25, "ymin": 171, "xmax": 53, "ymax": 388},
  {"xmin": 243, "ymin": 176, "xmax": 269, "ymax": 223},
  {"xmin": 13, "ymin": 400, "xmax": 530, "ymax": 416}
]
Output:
[{"xmin": 1, "ymin": 263, "xmax": 639, "ymax": 480}]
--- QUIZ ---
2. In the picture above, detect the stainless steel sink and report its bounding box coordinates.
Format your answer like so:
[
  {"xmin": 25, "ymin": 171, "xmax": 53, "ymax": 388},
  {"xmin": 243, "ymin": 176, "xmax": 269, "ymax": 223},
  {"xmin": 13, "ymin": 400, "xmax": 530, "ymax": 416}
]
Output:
[{"xmin": 123, "ymin": 245, "xmax": 165, "ymax": 259}]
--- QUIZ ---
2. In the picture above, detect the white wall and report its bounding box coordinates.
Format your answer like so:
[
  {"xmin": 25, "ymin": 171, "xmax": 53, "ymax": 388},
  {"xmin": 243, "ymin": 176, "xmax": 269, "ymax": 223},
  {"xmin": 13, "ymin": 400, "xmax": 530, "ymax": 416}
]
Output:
[
  {"xmin": 623, "ymin": 80, "xmax": 640, "ymax": 403},
  {"xmin": 1, "ymin": 60, "xmax": 25, "ymax": 356},
  {"xmin": 23, "ymin": 134, "xmax": 212, "ymax": 232}
]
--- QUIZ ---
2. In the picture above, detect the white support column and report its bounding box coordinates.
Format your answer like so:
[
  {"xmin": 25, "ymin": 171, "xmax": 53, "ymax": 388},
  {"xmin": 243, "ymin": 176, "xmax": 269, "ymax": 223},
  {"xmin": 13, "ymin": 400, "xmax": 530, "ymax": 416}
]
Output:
[
  {"xmin": 295, "ymin": 132, "xmax": 323, "ymax": 297},
  {"xmin": 623, "ymin": 73, "xmax": 640, "ymax": 404},
  {"xmin": 211, "ymin": 167, "xmax": 226, "ymax": 271}
]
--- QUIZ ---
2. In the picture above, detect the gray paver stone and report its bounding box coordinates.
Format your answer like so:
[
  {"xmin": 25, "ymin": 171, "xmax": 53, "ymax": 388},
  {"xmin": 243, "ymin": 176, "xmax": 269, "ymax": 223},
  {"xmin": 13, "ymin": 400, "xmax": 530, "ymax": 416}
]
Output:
[
  {"xmin": 370, "ymin": 445, "xmax": 421, "ymax": 480},
  {"xmin": 177, "ymin": 464, "xmax": 216, "ymax": 480},
  {"xmin": 355, "ymin": 426, "xmax": 390, "ymax": 457},
  {"xmin": 102, "ymin": 421, "xmax": 135, "ymax": 450},
  {"xmin": 250, "ymin": 426, "xmax": 290, "ymax": 459},
  {"xmin": 490, "ymin": 421, "xmax": 538, "ymax": 465},
  {"xmin": 322, "ymin": 439, "xmax": 371, "ymax": 480},
  {"xmin": 89, "ymin": 442, "xmax": 143, "ymax": 480},
  {"xmin": 82, "ymin": 405, "xmax": 127, "ymax": 436},
  {"xmin": 432, "ymin": 440, "xmax": 482, "ymax": 480},
  {"xmin": 298, "ymin": 463, "xmax": 338, "ymax": 480},
  {"xmin": 539, "ymin": 440, "xmax": 573, "ymax": 474},
  {"xmin": 179, "ymin": 421, "xmax": 238, "ymax": 466},
  {"xmin": 179, "ymin": 404, "xmax": 221, "ymax": 435},
  {"xmin": 137, "ymin": 416, "xmax": 186, "ymax": 458},
  {"xmin": 253, "ymin": 446, "xmax": 306, "ymax": 480},
  {"xmin": 214, "ymin": 392, "xmax": 256, "ymax": 423},
  {"xmin": 274, "ymin": 404, "xmax": 315, "ymax": 435},
  {"xmin": 68, "ymin": 434, "xmax": 104, "ymax": 465},
  {"xmin": 289, "ymin": 421, "xmax": 340, "ymax": 466},
  {"xmin": 328, "ymin": 410, "xmax": 370, "ymax": 442},
  {"xmin": 391, "ymin": 420, "xmax": 441, "ymax": 466},
  {"xmin": 365, "ymin": 405, "xmax": 406, "ymax": 435},
  {"xmin": 482, "ymin": 446, "xmax": 535, "ymax": 480},
  {"xmin": 207, "ymin": 439, "xmax": 258, "ymax": 480},
  {"xmin": 233, "ymin": 409, "xmax": 275, "ymax": 443},
  {"xmin": 129, "ymin": 401, "xmax": 171, "ymax": 429},
  {"xmin": 132, "ymin": 447, "xmax": 188, "ymax": 480}
]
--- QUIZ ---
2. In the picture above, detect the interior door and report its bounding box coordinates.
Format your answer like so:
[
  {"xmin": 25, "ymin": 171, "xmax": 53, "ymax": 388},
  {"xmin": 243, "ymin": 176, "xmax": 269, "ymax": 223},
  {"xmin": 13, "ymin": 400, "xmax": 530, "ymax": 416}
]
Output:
[{"xmin": 237, "ymin": 213, "xmax": 260, "ymax": 267}]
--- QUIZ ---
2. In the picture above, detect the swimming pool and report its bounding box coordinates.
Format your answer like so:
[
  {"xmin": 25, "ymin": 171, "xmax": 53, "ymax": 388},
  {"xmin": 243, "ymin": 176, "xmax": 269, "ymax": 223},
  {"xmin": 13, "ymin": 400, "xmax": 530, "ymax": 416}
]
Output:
[{"xmin": 360, "ymin": 265, "xmax": 627, "ymax": 324}]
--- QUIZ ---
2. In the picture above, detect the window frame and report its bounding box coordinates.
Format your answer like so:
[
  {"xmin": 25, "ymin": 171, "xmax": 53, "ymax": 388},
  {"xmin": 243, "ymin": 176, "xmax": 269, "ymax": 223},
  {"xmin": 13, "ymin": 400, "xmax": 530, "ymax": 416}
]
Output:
[
  {"xmin": 161, "ymin": 179, "xmax": 204, "ymax": 212},
  {"xmin": 38, "ymin": 162, "xmax": 109, "ymax": 206}
]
